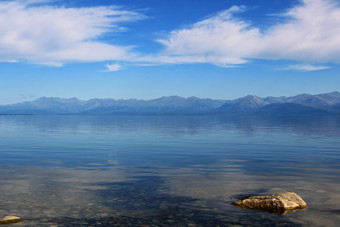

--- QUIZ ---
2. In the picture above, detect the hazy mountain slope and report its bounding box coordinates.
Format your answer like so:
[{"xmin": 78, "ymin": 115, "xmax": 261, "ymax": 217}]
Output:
[
  {"xmin": 0, "ymin": 92, "xmax": 339, "ymax": 115},
  {"xmin": 263, "ymin": 96, "xmax": 287, "ymax": 104},
  {"xmin": 0, "ymin": 96, "xmax": 225, "ymax": 114},
  {"xmin": 256, "ymin": 103, "xmax": 328, "ymax": 115},
  {"xmin": 82, "ymin": 96, "xmax": 225, "ymax": 114},
  {"xmin": 285, "ymin": 92, "xmax": 340, "ymax": 110},
  {"xmin": 216, "ymin": 92, "xmax": 340, "ymax": 114},
  {"xmin": 0, "ymin": 97, "xmax": 86, "ymax": 114},
  {"xmin": 216, "ymin": 95, "xmax": 268, "ymax": 113}
]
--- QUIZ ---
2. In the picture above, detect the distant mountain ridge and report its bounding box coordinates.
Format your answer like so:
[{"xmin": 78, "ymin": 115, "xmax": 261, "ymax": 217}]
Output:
[
  {"xmin": 216, "ymin": 95, "xmax": 268, "ymax": 113},
  {"xmin": 0, "ymin": 92, "xmax": 340, "ymax": 115},
  {"xmin": 0, "ymin": 96, "xmax": 225, "ymax": 114}
]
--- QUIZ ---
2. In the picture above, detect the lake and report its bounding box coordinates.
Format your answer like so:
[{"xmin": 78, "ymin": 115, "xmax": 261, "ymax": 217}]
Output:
[{"xmin": 0, "ymin": 115, "xmax": 339, "ymax": 226}]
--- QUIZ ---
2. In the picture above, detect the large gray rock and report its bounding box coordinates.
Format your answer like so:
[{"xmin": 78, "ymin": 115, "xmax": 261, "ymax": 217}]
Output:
[
  {"xmin": 232, "ymin": 192, "xmax": 307, "ymax": 215},
  {"xmin": 0, "ymin": 216, "xmax": 24, "ymax": 224}
]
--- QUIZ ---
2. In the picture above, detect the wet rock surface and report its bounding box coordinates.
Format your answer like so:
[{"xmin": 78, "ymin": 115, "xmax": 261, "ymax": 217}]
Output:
[
  {"xmin": 232, "ymin": 192, "xmax": 307, "ymax": 215},
  {"xmin": 0, "ymin": 216, "xmax": 24, "ymax": 224}
]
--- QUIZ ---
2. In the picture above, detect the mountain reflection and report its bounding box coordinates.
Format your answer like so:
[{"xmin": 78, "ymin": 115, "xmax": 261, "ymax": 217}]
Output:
[{"xmin": 1, "ymin": 114, "xmax": 340, "ymax": 137}]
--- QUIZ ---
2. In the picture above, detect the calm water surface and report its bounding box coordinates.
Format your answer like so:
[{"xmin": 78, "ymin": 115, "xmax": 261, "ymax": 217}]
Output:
[{"xmin": 0, "ymin": 115, "xmax": 339, "ymax": 226}]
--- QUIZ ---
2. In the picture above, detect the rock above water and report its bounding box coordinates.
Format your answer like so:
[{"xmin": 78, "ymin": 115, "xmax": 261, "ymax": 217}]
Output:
[
  {"xmin": 0, "ymin": 216, "xmax": 25, "ymax": 224},
  {"xmin": 232, "ymin": 192, "xmax": 307, "ymax": 215}
]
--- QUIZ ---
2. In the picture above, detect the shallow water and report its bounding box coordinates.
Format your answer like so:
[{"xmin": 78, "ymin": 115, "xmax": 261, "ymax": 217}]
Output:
[{"xmin": 0, "ymin": 115, "xmax": 339, "ymax": 226}]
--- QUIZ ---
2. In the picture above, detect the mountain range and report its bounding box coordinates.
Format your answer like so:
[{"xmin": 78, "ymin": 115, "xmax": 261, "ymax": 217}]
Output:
[{"xmin": 0, "ymin": 92, "xmax": 340, "ymax": 115}]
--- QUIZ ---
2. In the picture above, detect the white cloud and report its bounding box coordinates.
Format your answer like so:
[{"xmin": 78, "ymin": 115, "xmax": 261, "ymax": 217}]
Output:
[
  {"xmin": 284, "ymin": 64, "xmax": 330, "ymax": 71},
  {"xmin": 153, "ymin": 0, "xmax": 340, "ymax": 67},
  {"xmin": 105, "ymin": 63, "xmax": 121, "ymax": 72},
  {"xmin": 2, "ymin": 0, "xmax": 339, "ymax": 69},
  {"xmin": 0, "ymin": 1, "xmax": 144, "ymax": 65},
  {"xmin": 16, "ymin": 0, "xmax": 53, "ymax": 5}
]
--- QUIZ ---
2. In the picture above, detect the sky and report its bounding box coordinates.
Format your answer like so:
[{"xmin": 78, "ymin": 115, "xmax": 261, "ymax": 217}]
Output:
[{"xmin": 0, "ymin": 0, "xmax": 340, "ymax": 104}]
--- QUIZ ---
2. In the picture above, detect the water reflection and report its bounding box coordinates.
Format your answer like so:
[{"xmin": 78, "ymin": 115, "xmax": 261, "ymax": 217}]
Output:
[
  {"xmin": 1, "ymin": 114, "xmax": 340, "ymax": 137},
  {"xmin": 0, "ymin": 115, "xmax": 339, "ymax": 226}
]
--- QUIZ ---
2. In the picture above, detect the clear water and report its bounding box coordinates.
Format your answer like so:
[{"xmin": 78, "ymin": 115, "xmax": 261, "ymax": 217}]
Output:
[{"xmin": 0, "ymin": 115, "xmax": 339, "ymax": 226}]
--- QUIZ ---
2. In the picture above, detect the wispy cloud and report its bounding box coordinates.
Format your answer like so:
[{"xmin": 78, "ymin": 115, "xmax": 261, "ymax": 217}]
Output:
[
  {"xmin": 284, "ymin": 64, "xmax": 330, "ymax": 71},
  {"xmin": 152, "ymin": 0, "xmax": 340, "ymax": 67},
  {"xmin": 2, "ymin": 0, "xmax": 340, "ymax": 69},
  {"xmin": 16, "ymin": 0, "xmax": 54, "ymax": 5},
  {"xmin": 0, "ymin": 1, "xmax": 144, "ymax": 66},
  {"xmin": 105, "ymin": 63, "xmax": 121, "ymax": 72}
]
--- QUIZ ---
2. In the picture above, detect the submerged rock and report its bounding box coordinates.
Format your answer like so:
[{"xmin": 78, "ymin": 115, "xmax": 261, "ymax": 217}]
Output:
[
  {"xmin": 0, "ymin": 216, "xmax": 25, "ymax": 224},
  {"xmin": 232, "ymin": 192, "xmax": 307, "ymax": 215}
]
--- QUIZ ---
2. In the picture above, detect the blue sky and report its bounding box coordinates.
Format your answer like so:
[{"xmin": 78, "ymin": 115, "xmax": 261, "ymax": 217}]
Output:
[{"xmin": 0, "ymin": 0, "xmax": 340, "ymax": 104}]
